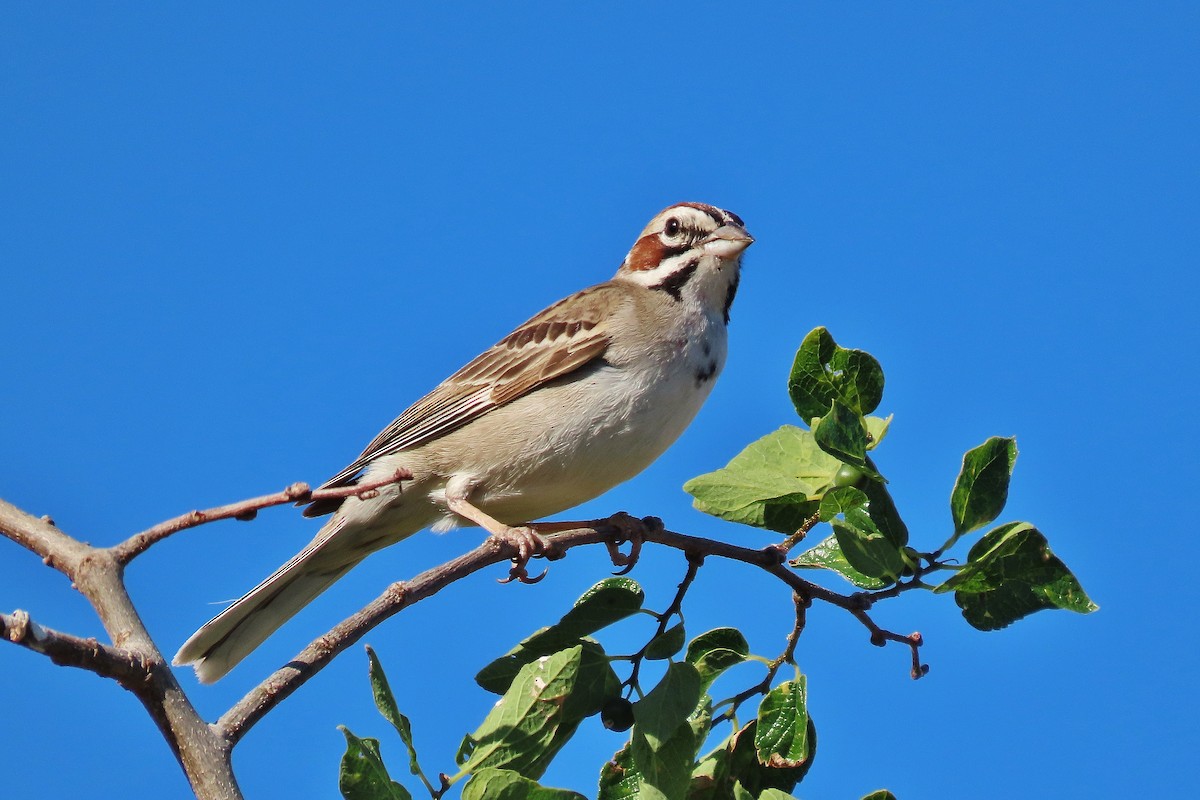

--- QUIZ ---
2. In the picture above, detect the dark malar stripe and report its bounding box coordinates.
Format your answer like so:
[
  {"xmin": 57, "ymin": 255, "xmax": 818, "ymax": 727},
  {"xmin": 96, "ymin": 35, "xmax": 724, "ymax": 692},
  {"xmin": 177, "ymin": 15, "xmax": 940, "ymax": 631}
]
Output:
[
  {"xmin": 651, "ymin": 258, "xmax": 699, "ymax": 301},
  {"xmin": 722, "ymin": 271, "xmax": 739, "ymax": 323}
]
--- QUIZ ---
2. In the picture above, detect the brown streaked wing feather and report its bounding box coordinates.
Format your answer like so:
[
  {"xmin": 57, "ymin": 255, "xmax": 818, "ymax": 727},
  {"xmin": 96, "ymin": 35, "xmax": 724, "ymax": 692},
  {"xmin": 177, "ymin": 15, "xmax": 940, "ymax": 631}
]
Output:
[{"xmin": 308, "ymin": 283, "xmax": 623, "ymax": 501}]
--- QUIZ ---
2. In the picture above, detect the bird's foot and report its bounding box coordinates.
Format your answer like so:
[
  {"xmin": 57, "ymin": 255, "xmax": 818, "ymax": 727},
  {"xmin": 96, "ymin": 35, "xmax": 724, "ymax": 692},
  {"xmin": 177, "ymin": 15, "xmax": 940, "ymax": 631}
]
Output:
[
  {"xmin": 492, "ymin": 525, "xmax": 551, "ymax": 584},
  {"xmin": 444, "ymin": 490, "xmax": 554, "ymax": 585},
  {"xmin": 601, "ymin": 512, "xmax": 658, "ymax": 575}
]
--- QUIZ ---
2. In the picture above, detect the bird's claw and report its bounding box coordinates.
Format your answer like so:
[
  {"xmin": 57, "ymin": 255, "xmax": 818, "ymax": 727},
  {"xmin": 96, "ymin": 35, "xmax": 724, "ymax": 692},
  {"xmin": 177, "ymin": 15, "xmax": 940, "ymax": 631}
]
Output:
[
  {"xmin": 492, "ymin": 525, "xmax": 551, "ymax": 585},
  {"xmin": 603, "ymin": 512, "xmax": 657, "ymax": 575},
  {"xmin": 499, "ymin": 563, "xmax": 548, "ymax": 585}
]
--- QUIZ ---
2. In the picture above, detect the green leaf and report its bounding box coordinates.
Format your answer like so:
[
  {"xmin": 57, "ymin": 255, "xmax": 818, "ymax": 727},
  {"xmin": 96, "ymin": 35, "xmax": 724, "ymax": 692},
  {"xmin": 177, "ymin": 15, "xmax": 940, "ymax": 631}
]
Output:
[
  {"xmin": 759, "ymin": 791, "xmax": 800, "ymax": 800},
  {"xmin": 684, "ymin": 425, "xmax": 843, "ymax": 533},
  {"xmin": 645, "ymin": 623, "xmax": 686, "ymax": 661},
  {"xmin": 732, "ymin": 783, "xmax": 755, "ymax": 800},
  {"xmin": 338, "ymin": 727, "xmax": 412, "ymax": 800},
  {"xmin": 597, "ymin": 742, "xmax": 641, "ymax": 800},
  {"xmin": 725, "ymin": 718, "xmax": 816, "ymax": 795},
  {"xmin": 819, "ymin": 487, "xmax": 902, "ymax": 582},
  {"xmin": 860, "ymin": 473, "xmax": 908, "ymax": 548},
  {"xmin": 811, "ymin": 399, "xmax": 873, "ymax": 472},
  {"xmin": 754, "ymin": 678, "xmax": 810, "ymax": 768},
  {"xmin": 833, "ymin": 519, "xmax": 901, "ymax": 582},
  {"xmin": 476, "ymin": 578, "xmax": 643, "ymax": 693},
  {"xmin": 865, "ymin": 415, "xmax": 892, "ymax": 449},
  {"xmin": 935, "ymin": 522, "xmax": 1098, "ymax": 630},
  {"xmin": 689, "ymin": 747, "xmax": 729, "ymax": 800},
  {"xmin": 788, "ymin": 327, "xmax": 884, "ymax": 421},
  {"xmin": 818, "ymin": 485, "xmax": 868, "ymax": 520},
  {"xmin": 631, "ymin": 721, "xmax": 697, "ymax": 800},
  {"xmin": 565, "ymin": 578, "xmax": 647, "ymax": 630},
  {"xmin": 860, "ymin": 792, "xmax": 898, "ymax": 800},
  {"xmin": 460, "ymin": 768, "xmax": 586, "ymax": 800},
  {"xmin": 460, "ymin": 645, "xmax": 617, "ymax": 778},
  {"xmin": 455, "ymin": 734, "xmax": 476, "ymax": 767},
  {"xmin": 633, "ymin": 662, "xmax": 703, "ymax": 751},
  {"xmin": 626, "ymin": 671, "xmax": 709, "ymax": 799},
  {"xmin": 791, "ymin": 535, "xmax": 888, "ymax": 590},
  {"xmin": 685, "ymin": 627, "xmax": 751, "ymax": 690},
  {"xmin": 950, "ymin": 437, "xmax": 1018, "ymax": 539},
  {"xmin": 366, "ymin": 647, "xmax": 423, "ymax": 780}
]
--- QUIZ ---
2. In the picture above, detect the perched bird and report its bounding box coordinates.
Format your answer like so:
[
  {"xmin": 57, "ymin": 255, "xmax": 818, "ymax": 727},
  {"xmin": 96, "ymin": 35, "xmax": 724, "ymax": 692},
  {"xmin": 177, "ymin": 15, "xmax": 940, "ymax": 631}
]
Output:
[{"xmin": 174, "ymin": 202, "xmax": 752, "ymax": 682}]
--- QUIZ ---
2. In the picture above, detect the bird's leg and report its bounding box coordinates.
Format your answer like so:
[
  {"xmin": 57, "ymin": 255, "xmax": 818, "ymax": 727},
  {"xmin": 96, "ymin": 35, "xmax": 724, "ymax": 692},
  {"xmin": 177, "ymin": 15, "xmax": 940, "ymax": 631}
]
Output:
[{"xmin": 444, "ymin": 485, "xmax": 550, "ymax": 584}]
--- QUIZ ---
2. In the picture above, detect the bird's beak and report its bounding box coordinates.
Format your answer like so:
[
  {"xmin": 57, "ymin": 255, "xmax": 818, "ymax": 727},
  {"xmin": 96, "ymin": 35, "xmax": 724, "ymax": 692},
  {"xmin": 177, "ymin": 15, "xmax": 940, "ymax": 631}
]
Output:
[{"xmin": 702, "ymin": 224, "xmax": 754, "ymax": 258}]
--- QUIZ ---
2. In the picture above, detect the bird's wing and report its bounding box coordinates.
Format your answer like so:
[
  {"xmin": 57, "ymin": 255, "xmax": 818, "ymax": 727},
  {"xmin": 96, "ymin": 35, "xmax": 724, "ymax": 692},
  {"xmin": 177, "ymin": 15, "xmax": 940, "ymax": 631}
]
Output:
[{"xmin": 303, "ymin": 283, "xmax": 624, "ymax": 515}]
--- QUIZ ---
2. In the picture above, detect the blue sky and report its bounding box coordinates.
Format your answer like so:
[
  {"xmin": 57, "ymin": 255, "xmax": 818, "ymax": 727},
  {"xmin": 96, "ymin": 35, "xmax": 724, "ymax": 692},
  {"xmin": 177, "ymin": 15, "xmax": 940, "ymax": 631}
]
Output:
[{"xmin": 2, "ymin": 3, "xmax": 1196, "ymax": 798}]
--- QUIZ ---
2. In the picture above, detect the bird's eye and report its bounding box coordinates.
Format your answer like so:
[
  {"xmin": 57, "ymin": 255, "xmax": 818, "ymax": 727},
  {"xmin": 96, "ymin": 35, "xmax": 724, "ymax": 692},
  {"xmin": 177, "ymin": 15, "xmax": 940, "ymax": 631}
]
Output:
[{"xmin": 664, "ymin": 217, "xmax": 681, "ymax": 237}]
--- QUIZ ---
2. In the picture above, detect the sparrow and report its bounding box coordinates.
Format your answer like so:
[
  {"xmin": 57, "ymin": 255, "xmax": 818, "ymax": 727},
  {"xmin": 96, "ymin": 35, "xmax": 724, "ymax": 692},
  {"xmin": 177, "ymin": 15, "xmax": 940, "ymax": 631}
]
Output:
[{"xmin": 174, "ymin": 202, "xmax": 752, "ymax": 682}]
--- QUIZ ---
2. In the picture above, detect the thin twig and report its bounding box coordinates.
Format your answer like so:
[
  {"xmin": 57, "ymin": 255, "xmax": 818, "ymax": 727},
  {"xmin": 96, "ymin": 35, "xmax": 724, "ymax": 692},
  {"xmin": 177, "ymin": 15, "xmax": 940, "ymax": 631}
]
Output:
[
  {"xmin": 112, "ymin": 470, "xmax": 411, "ymax": 563},
  {"xmin": 1, "ymin": 609, "xmax": 149, "ymax": 682},
  {"xmin": 623, "ymin": 552, "xmax": 704, "ymax": 693},
  {"xmin": 218, "ymin": 513, "xmax": 927, "ymax": 745},
  {"xmin": 714, "ymin": 593, "xmax": 808, "ymax": 724},
  {"xmin": 851, "ymin": 608, "xmax": 927, "ymax": 678},
  {"xmin": 216, "ymin": 530, "xmax": 542, "ymax": 744},
  {"xmin": 771, "ymin": 513, "xmax": 822, "ymax": 558}
]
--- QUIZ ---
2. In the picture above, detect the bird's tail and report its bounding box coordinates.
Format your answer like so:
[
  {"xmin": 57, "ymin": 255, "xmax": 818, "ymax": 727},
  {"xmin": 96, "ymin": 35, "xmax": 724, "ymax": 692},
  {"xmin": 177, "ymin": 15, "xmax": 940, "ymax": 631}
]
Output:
[{"xmin": 173, "ymin": 521, "xmax": 365, "ymax": 684}]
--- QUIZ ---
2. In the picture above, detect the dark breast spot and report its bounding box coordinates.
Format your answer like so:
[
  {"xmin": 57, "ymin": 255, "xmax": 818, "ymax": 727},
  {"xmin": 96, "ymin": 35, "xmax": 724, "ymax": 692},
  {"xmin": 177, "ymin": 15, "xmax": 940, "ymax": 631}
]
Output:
[
  {"xmin": 694, "ymin": 358, "xmax": 719, "ymax": 387},
  {"xmin": 722, "ymin": 272, "xmax": 740, "ymax": 324}
]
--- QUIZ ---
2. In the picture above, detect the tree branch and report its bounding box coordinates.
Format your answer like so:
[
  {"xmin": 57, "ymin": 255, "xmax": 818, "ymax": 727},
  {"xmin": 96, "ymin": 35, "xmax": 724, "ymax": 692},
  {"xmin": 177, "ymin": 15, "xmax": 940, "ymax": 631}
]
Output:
[
  {"xmin": 216, "ymin": 530, "xmax": 595, "ymax": 743},
  {"xmin": 111, "ymin": 470, "xmax": 412, "ymax": 564},
  {"xmin": 3, "ymin": 479, "xmax": 929, "ymax": 799},
  {"xmin": 1, "ymin": 609, "xmax": 146, "ymax": 681},
  {"xmin": 0, "ymin": 497, "xmax": 244, "ymax": 800},
  {"xmin": 217, "ymin": 513, "xmax": 928, "ymax": 744}
]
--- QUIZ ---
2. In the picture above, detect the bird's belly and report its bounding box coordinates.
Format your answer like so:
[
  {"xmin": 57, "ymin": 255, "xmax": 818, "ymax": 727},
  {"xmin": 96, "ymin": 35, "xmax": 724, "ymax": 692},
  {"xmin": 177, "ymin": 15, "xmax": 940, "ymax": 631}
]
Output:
[{"xmin": 427, "ymin": 356, "xmax": 719, "ymax": 524}]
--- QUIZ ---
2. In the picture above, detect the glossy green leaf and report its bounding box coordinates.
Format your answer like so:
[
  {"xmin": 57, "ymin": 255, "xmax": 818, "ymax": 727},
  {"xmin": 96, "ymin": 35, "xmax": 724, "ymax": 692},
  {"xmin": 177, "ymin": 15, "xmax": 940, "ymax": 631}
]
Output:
[
  {"xmin": 754, "ymin": 678, "xmax": 810, "ymax": 768},
  {"xmin": 861, "ymin": 474, "xmax": 908, "ymax": 548},
  {"xmin": 951, "ymin": 437, "xmax": 1017, "ymax": 539},
  {"xmin": 632, "ymin": 662, "xmax": 703, "ymax": 751},
  {"xmin": 791, "ymin": 535, "xmax": 888, "ymax": 590},
  {"xmin": 597, "ymin": 743, "xmax": 640, "ymax": 800},
  {"xmin": 338, "ymin": 727, "xmax": 411, "ymax": 800},
  {"xmin": 685, "ymin": 627, "xmax": 751, "ymax": 690},
  {"xmin": 460, "ymin": 768, "xmax": 586, "ymax": 800},
  {"xmin": 818, "ymin": 485, "xmax": 868, "ymax": 520},
  {"xmin": 565, "ymin": 578, "xmax": 646, "ymax": 629},
  {"xmin": 476, "ymin": 578, "xmax": 642, "ymax": 693},
  {"xmin": 811, "ymin": 399, "xmax": 872, "ymax": 472},
  {"xmin": 684, "ymin": 425, "xmax": 842, "ymax": 533},
  {"xmin": 689, "ymin": 748, "xmax": 729, "ymax": 800},
  {"xmin": 833, "ymin": 519, "xmax": 901, "ymax": 582},
  {"xmin": 631, "ymin": 721, "xmax": 697, "ymax": 800},
  {"xmin": 455, "ymin": 734, "xmax": 476, "ymax": 767},
  {"xmin": 788, "ymin": 327, "xmax": 884, "ymax": 421},
  {"xmin": 460, "ymin": 645, "xmax": 616, "ymax": 778},
  {"xmin": 759, "ymin": 791, "xmax": 800, "ymax": 800},
  {"xmin": 366, "ymin": 647, "xmax": 423, "ymax": 780},
  {"xmin": 935, "ymin": 522, "xmax": 1098, "ymax": 630},
  {"xmin": 732, "ymin": 783, "xmax": 755, "ymax": 800},
  {"xmin": 864, "ymin": 415, "xmax": 892, "ymax": 449},
  {"xmin": 860, "ymin": 792, "xmax": 898, "ymax": 800},
  {"xmin": 820, "ymin": 487, "xmax": 901, "ymax": 581},
  {"xmin": 645, "ymin": 623, "xmax": 686, "ymax": 661},
  {"xmin": 725, "ymin": 718, "xmax": 816, "ymax": 795}
]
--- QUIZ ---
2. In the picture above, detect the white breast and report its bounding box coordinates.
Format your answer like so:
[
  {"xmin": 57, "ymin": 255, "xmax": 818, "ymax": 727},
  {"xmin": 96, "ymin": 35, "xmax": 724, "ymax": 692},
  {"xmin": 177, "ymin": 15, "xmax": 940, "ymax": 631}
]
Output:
[{"xmin": 409, "ymin": 300, "xmax": 727, "ymax": 526}]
